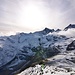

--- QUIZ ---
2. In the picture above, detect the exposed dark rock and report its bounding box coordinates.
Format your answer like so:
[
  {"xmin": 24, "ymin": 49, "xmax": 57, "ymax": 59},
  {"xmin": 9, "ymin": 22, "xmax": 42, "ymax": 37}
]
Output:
[
  {"xmin": 42, "ymin": 28, "xmax": 55, "ymax": 34},
  {"xmin": 64, "ymin": 24, "xmax": 75, "ymax": 31},
  {"xmin": 55, "ymin": 29, "xmax": 61, "ymax": 32},
  {"xmin": 66, "ymin": 40, "xmax": 75, "ymax": 50},
  {"xmin": 34, "ymin": 28, "xmax": 55, "ymax": 35},
  {"xmin": 64, "ymin": 67, "xmax": 72, "ymax": 72}
]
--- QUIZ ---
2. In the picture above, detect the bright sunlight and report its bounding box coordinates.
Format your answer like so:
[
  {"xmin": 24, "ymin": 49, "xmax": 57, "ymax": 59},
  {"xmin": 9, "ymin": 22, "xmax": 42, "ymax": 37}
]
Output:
[{"xmin": 18, "ymin": 2, "xmax": 47, "ymax": 30}]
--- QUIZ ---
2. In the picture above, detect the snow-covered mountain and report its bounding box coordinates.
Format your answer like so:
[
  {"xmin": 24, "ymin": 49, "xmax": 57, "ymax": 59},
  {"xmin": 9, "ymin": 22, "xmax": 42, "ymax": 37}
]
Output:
[
  {"xmin": 64, "ymin": 24, "xmax": 75, "ymax": 31},
  {"xmin": 55, "ymin": 29, "xmax": 61, "ymax": 32},
  {"xmin": 0, "ymin": 25, "xmax": 75, "ymax": 75},
  {"xmin": 34, "ymin": 27, "xmax": 55, "ymax": 35}
]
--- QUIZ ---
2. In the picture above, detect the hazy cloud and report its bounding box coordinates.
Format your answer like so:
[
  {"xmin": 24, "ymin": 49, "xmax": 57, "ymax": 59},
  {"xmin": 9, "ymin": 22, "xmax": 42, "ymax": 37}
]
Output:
[{"xmin": 0, "ymin": 0, "xmax": 75, "ymax": 35}]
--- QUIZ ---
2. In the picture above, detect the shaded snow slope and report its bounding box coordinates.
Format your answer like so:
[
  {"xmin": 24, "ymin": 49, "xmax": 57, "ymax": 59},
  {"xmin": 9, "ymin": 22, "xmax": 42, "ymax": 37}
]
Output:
[
  {"xmin": 0, "ymin": 30, "xmax": 69, "ymax": 68},
  {"xmin": 0, "ymin": 27, "xmax": 75, "ymax": 75}
]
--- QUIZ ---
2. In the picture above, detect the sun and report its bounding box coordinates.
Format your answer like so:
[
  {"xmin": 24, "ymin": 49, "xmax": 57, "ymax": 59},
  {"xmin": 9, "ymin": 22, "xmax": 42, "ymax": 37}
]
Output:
[{"xmin": 18, "ymin": 2, "xmax": 47, "ymax": 30}]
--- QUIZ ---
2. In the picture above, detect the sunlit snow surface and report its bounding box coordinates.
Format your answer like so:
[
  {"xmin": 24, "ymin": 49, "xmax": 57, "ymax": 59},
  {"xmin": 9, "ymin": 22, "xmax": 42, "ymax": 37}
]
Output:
[
  {"xmin": 18, "ymin": 50, "xmax": 75, "ymax": 75},
  {"xmin": 18, "ymin": 29, "xmax": 75, "ymax": 75},
  {"xmin": 0, "ymin": 28, "xmax": 75, "ymax": 75}
]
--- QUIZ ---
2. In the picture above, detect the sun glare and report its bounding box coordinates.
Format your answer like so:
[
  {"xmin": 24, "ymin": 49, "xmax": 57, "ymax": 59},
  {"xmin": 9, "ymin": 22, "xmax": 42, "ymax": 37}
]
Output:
[
  {"xmin": 18, "ymin": 2, "xmax": 47, "ymax": 30},
  {"xmin": 17, "ymin": 1, "xmax": 62, "ymax": 31}
]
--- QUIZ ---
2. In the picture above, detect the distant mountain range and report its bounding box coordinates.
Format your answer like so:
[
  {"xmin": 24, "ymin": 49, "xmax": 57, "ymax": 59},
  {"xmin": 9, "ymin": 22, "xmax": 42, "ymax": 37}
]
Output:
[{"xmin": 0, "ymin": 24, "xmax": 75, "ymax": 75}]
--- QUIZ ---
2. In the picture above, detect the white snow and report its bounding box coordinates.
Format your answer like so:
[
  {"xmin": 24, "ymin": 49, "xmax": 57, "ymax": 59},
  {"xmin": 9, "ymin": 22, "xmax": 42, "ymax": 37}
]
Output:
[{"xmin": 0, "ymin": 28, "xmax": 75, "ymax": 75}]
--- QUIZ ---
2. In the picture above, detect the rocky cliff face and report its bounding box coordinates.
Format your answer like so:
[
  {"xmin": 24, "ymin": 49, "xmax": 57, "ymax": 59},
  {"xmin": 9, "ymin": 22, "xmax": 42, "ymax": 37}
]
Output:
[
  {"xmin": 67, "ymin": 40, "xmax": 75, "ymax": 50},
  {"xmin": 64, "ymin": 24, "xmax": 75, "ymax": 31}
]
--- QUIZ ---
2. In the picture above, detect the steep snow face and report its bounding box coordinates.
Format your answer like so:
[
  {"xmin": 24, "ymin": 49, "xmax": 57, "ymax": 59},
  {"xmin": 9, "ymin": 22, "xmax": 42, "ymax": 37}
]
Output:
[
  {"xmin": 0, "ymin": 32, "xmax": 63, "ymax": 67},
  {"xmin": 0, "ymin": 27, "xmax": 75, "ymax": 75}
]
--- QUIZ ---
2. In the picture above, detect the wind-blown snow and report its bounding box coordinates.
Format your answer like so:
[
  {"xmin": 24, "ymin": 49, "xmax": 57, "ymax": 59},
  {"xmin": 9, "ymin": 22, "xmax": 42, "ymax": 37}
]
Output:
[{"xmin": 58, "ymin": 29, "xmax": 75, "ymax": 37}]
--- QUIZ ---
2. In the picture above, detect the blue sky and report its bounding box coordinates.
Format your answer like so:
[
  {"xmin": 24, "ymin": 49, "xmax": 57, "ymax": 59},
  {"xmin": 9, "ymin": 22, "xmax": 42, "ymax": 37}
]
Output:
[{"xmin": 0, "ymin": 0, "xmax": 75, "ymax": 35}]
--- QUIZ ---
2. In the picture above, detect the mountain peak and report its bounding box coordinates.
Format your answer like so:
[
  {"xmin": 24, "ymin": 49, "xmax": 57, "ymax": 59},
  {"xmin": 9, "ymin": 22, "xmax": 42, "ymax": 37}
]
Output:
[
  {"xmin": 42, "ymin": 27, "xmax": 54, "ymax": 35},
  {"xmin": 34, "ymin": 27, "xmax": 55, "ymax": 35},
  {"xmin": 64, "ymin": 24, "xmax": 75, "ymax": 30},
  {"xmin": 55, "ymin": 29, "xmax": 61, "ymax": 32},
  {"xmin": 43, "ymin": 27, "xmax": 50, "ymax": 31}
]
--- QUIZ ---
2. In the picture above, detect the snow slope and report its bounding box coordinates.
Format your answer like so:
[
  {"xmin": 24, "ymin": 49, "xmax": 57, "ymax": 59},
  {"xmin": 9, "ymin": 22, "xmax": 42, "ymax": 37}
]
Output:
[
  {"xmin": 17, "ymin": 26, "xmax": 75, "ymax": 75},
  {"xmin": 18, "ymin": 46, "xmax": 75, "ymax": 75},
  {"xmin": 0, "ymin": 26, "xmax": 75, "ymax": 75}
]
